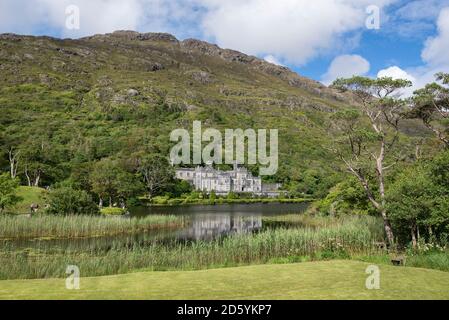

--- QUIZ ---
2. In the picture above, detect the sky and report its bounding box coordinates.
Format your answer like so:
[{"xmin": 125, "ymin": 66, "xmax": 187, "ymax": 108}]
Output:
[{"xmin": 1, "ymin": 0, "xmax": 449, "ymax": 94}]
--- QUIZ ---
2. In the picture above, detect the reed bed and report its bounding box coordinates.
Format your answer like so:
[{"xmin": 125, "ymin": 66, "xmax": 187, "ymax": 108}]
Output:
[
  {"xmin": 0, "ymin": 215, "xmax": 386, "ymax": 280},
  {"xmin": 0, "ymin": 214, "xmax": 183, "ymax": 240}
]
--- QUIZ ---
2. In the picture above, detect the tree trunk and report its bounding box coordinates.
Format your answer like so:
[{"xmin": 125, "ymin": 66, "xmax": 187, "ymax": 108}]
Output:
[
  {"xmin": 34, "ymin": 175, "xmax": 40, "ymax": 187},
  {"xmin": 411, "ymin": 224, "xmax": 417, "ymax": 249},
  {"xmin": 381, "ymin": 209, "xmax": 395, "ymax": 246},
  {"xmin": 8, "ymin": 149, "xmax": 19, "ymax": 179},
  {"xmin": 25, "ymin": 166, "xmax": 31, "ymax": 187},
  {"xmin": 99, "ymin": 198, "xmax": 103, "ymax": 208},
  {"xmin": 377, "ymin": 140, "xmax": 395, "ymax": 247},
  {"xmin": 109, "ymin": 196, "xmax": 113, "ymax": 208}
]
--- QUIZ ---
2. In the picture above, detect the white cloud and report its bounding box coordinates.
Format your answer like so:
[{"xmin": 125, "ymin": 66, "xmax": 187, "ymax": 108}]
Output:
[
  {"xmin": 0, "ymin": 0, "xmax": 398, "ymax": 63},
  {"xmin": 53, "ymin": 0, "xmax": 143, "ymax": 38},
  {"xmin": 264, "ymin": 55, "xmax": 284, "ymax": 66},
  {"xmin": 377, "ymin": 66, "xmax": 416, "ymax": 81},
  {"xmin": 377, "ymin": 66, "xmax": 417, "ymax": 96},
  {"xmin": 0, "ymin": 0, "xmax": 144, "ymax": 38},
  {"xmin": 396, "ymin": 0, "xmax": 449, "ymax": 21},
  {"xmin": 422, "ymin": 7, "xmax": 449, "ymax": 68},
  {"xmin": 200, "ymin": 0, "xmax": 396, "ymax": 65},
  {"xmin": 322, "ymin": 54, "xmax": 370, "ymax": 85},
  {"xmin": 371, "ymin": 7, "xmax": 449, "ymax": 97}
]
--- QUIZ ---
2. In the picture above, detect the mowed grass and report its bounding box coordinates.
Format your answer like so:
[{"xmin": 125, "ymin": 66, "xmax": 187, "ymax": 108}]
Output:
[{"xmin": 1, "ymin": 260, "xmax": 449, "ymax": 300}]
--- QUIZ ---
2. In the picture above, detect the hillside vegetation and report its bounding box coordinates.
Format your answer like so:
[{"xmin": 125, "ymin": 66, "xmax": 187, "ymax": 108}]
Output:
[{"xmin": 0, "ymin": 31, "xmax": 429, "ymax": 199}]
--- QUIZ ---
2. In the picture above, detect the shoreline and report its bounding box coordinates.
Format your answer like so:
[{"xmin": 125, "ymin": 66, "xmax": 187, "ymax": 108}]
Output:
[{"xmin": 144, "ymin": 198, "xmax": 313, "ymax": 207}]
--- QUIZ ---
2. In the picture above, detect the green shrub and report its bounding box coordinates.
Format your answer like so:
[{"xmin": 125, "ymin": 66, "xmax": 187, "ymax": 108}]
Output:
[
  {"xmin": 0, "ymin": 174, "xmax": 22, "ymax": 214},
  {"xmin": 46, "ymin": 187, "xmax": 99, "ymax": 215},
  {"xmin": 152, "ymin": 196, "xmax": 169, "ymax": 205},
  {"xmin": 100, "ymin": 207, "xmax": 125, "ymax": 216}
]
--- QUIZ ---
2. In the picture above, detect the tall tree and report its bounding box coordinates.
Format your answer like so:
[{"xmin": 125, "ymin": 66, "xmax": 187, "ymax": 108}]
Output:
[
  {"xmin": 89, "ymin": 159, "xmax": 120, "ymax": 207},
  {"xmin": 410, "ymin": 73, "xmax": 449, "ymax": 148},
  {"xmin": 137, "ymin": 154, "xmax": 173, "ymax": 200},
  {"xmin": 114, "ymin": 170, "xmax": 144, "ymax": 209},
  {"xmin": 331, "ymin": 76, "xmax": 412, "ymax": 246},
  {"xmin": 89, "ymin": 158, "xmax": 142, "ymax": 208},
  {"xmin": 21, "ymin": 139, "xmax": 50, "ymax": 187}
]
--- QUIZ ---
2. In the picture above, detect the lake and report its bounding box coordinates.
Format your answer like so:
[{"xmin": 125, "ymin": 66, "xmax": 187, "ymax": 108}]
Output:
[{"xmin": 2, "ymin": 202, "xmax": 309, "ymax": 252}]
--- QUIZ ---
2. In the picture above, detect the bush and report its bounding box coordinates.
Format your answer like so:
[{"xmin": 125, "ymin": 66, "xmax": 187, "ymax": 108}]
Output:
[
  {"xmin": 100, "ymin": 207, "xmax": 125, "ymax": 216},
  {"xmin": 315, "ymin": 176, "xmax": 375, "ymax": 216},
  {"xmin": 46, "ymin": 187, "xmax": 99, "ymax": 215},
  {"xmin": 152, "ymin": 196, "xmax": 169, "ymax": 205},
  {"xmin": 0, "ymin": 174, "xmax": 22, "ymax": 214}
]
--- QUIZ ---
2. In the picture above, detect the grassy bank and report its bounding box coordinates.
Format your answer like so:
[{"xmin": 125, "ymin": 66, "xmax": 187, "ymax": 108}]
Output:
[
  {"xmin": 0, "ymin": 216, "xmax": 385, "ymax": 280},
  {"xmin": 9, "ymin": 186, "xmax": 46, "ymax": 214},
  {"xmin": 149, "ymin": 197, "xmax": 311, "ymax": 206},
  {"xmin": 1, "ymin": 260, "xmax": 448, "ymax": 300},
  {"xmin": 356, "ymin": 252, "xmax": 449, "ymax": 273},
  {"xmin": 0, "ymin": 214, "xmax": 183, "ymax": 240}
]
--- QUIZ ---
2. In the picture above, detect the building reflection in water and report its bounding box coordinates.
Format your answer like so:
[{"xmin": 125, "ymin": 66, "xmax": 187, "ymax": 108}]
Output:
[{"xmin": 179, "ymin": 214, "xmax": 263, "ymax": 241}]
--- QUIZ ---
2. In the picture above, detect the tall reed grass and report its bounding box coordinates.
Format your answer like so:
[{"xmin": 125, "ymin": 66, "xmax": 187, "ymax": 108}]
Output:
[
  {"xmin": 0, "ymin": 214, "xmax": 183, "ymax": 239},
  {"xmin": 0, "ymin": 215, "xmax": 386, "ymax": 280}
]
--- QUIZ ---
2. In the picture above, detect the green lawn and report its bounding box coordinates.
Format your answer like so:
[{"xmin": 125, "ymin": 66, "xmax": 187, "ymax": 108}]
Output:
[
  {"xmin": 1, "ymin": 260, "xmax": 449, "ymax": 300},
  {"xmin": 10, "ymin": 186, "xmax": 46, "ymax": 214}
]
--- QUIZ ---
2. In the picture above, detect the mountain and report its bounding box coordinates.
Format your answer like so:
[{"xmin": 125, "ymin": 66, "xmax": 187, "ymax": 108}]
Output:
[{"xmin": 0, "ymin": 31, "xmax": 428, "ymax": 196}]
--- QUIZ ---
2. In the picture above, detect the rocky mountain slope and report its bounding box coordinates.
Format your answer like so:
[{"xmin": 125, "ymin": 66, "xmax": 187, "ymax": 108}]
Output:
[{"xmin": 0, "ymin": 31, "xmax": 427, "ymax": 195}]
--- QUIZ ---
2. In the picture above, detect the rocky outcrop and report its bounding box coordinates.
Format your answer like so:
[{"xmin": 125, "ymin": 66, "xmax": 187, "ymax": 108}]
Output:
[
  {"xmin": 189, "ymin": 70, "xmax": 215, "ymax": 84},
  {"xmin": 180, "ymin": 38, "xmax": 351, "ymax": 103},
  {"xmin": 83, "ymin": 30, "xmax": 179, "ymax": 43}
]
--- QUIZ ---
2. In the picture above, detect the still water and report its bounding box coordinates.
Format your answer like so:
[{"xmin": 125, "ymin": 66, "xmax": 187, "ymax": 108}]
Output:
[
  {"xmin": 133, "ymin": 203, "xmax": 308, "ymax": 240},
  {"xmin": 3, "ymin": 203, "xmax": 309, "ymax": 252}
]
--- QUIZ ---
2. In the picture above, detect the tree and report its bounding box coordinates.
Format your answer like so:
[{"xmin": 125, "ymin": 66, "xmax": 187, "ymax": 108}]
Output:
[
  {"xmin": 137, "ymin": 154, "xmax": 173, "ymax": 200},
  {"xmin": 387, "ymin": 166, "xmax": 434, "ymax": 248},
  {"xmin": 46, "ymin": 186, "xmax": 99, "ymax": 215},
  {"xmin": 0, "ymin": 173, "xmax": 22, "ymax": 214},
  {"xmin": 90, "ymin": 158, "xmax": 142, "ymax": 208},
  {"xmin": 387, "ymin": 151, "xmax": 449, "ymax": 247},
  {"xmin": 21, "ymin": 139, "xmax": 50, "ymax": 187},
  {"xmin": 8, "ymin": 147, "xmax": 20, "ymax": 179},
  {"xmin": 114, "ymin": 170, "xmax": 144, "ymax": 209},
  {"xmin": 89, "ymin": 159, "xmax": 120, "ymax": 207},
  {"xmin": 410, "ymin": 73, "xmax": 449, "ymax": 148},
  {"xmin": 164, "ymin": 179, "xmax": 193, "ymax": 198},
  {"xmin": 331, "ymin": 76, "xmax": 413, "ymax": 246}
]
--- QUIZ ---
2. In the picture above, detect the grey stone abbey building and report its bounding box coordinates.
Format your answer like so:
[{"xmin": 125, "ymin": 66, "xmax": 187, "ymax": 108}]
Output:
[{"xmin": 175, "ymin": 163, "xmax": 281, "ymax": 196}]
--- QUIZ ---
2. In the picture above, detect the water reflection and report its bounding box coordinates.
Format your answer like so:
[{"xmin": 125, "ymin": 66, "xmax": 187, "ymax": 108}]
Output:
[
  {"xmin": 2, "ymin": 203, "xmax": 308, "ymax": 252},
  {"xmin": 179, "ymin": 214, "xmax": 262, "ymax": 241}
]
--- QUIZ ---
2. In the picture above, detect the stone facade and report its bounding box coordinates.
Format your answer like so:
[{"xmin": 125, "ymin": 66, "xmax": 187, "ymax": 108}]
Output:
[{"xmin": 175, "ymin": 163, "xmax": 281, "ymax": 196}]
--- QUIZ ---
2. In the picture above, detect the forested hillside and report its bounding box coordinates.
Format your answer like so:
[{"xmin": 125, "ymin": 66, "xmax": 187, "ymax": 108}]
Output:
[{"xmin": 0, "ymin": 30, "xmax": 430, "ymax": 198}]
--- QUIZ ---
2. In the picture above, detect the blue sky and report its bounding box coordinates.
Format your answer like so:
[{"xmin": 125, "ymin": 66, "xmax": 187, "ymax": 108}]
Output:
[{"xmin": 1, "ymin": 0, "xmax": 448, "ymax": 93}]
